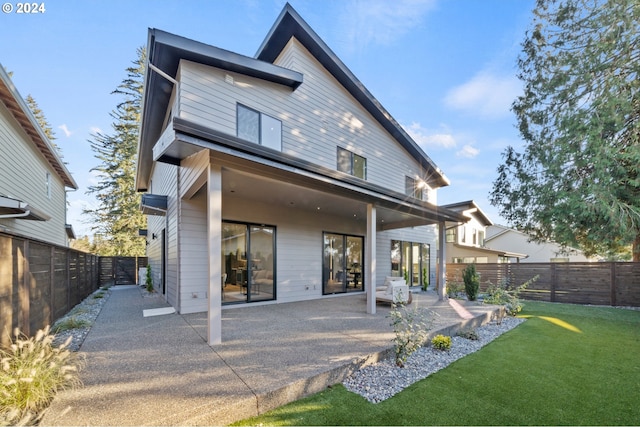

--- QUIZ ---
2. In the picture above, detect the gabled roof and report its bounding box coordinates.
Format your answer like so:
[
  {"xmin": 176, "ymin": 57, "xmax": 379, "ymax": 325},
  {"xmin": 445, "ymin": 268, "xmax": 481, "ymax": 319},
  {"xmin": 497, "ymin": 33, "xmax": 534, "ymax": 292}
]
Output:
[
  {"xmin": 137, "ymin": 3, "xmax": 449, "ymax": 191},
  {"xmin": 442, "ymin": 200, "xmax": 493, "ymax": 226},
  {"xmin": 0, "ymin": 65, "xmax": 77, "ymax": 189},
  {"xmin": 256, "ymin": 3, "xmax": 448, "ymax": 188}
]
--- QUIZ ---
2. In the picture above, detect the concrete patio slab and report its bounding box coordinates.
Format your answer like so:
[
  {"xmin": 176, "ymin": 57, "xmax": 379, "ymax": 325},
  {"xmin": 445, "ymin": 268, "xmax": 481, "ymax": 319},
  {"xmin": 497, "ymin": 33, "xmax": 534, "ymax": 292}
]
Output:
[{"xmin": 42, "ymin": 286, "xmax": 502, "ymax": 426}]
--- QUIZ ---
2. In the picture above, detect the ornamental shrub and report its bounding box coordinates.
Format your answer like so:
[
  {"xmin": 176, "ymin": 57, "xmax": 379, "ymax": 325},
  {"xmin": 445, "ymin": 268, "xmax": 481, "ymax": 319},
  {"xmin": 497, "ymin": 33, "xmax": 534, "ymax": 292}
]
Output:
[
  {"xmin": 0, "ymin": 327, "xmax": 84, "ymax": 425},
  {"xmin": 389, "ymin": 301, "xmax": 436, "ymax": 367},
  {"xmin": 484, "ymin": 275, "xmax": 539, "ymax": 316},
  {"xmin": 462, "ymin": 263, "xmax": 480, "ymax": 301},
  {"xmin": 431, "ymin": 334, "xmax": 452, "ymax": 351}
]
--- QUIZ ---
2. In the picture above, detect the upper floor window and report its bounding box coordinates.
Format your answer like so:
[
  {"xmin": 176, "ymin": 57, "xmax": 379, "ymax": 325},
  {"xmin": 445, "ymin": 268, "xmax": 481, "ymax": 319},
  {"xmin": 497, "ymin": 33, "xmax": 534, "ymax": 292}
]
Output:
[
  {"xmin": 445, "ymin": 228, "xmax": 456, "ymax": 243},
  {"xmin": 237, "ymin": 104, "xmax": 282, "ymax": 151},
  {"xmin": 337, "ymin": 147, "xmax": 366, "ymax": 179},
  {"xmin": 405, "ymin": 176, "xmax": 424, "ymax": 200}
]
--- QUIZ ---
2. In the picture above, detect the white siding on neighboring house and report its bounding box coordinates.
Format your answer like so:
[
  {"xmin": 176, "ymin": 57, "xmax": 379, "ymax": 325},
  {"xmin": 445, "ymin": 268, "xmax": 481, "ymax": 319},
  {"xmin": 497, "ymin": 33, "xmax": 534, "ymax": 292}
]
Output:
[
  {"xmin": 485, "ymin": 225, "xmax": 595, "ymax": 262},
  {"xmin": 0, "ymin": 102, "xmax": 67, "ymax": 246}
]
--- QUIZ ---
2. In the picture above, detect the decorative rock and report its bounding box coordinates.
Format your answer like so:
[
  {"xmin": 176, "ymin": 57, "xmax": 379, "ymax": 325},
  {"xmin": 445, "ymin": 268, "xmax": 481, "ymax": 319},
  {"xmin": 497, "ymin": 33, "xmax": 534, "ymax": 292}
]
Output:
[{"xmin": 343, "ymin": 316, "xmax": 525, "ymax": 403}]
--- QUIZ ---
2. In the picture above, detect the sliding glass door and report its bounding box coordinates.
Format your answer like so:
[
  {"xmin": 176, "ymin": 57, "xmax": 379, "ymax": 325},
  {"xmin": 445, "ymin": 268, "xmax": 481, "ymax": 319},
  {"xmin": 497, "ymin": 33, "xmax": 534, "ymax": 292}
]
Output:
[
  {"xmin": 221, "ymin": 221, "xmax": 275, "ymax": 304},
  {"xmin": 323, "ymin": 232, "xmax": 364, "ymax": 294},
  {"xmin": 391, "ymin": 240, "xmax": 430, "ymax": 288}
]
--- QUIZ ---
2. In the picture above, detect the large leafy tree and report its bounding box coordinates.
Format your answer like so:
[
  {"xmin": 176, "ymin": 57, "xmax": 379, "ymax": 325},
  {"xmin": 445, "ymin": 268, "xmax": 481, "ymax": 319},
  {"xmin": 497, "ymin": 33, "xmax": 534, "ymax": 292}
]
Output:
[
  {"xmin": 491, "ymin": 0, "xmax": 640, "ymax": 261},
  {"xmin": 84, "ymin": 48, "xmax": 147, "ymax": 256}
]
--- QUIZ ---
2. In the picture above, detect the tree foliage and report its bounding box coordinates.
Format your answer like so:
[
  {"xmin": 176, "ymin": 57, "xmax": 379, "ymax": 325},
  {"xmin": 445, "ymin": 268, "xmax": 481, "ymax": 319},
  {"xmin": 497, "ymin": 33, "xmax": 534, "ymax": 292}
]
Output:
[
  {"xmin": 491, "ymin": 0, "xmax": 640, "ymax": 260},
  {"xmin": 84, "ymin": 48, "xmax": 147, "ymax": 256}
]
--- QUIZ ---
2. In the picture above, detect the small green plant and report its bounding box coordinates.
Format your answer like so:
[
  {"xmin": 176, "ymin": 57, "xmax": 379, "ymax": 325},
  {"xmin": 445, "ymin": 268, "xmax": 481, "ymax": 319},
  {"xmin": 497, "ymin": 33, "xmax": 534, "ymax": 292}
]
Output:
[
  {"xmin": 52, "ymin": 317, "xmax": 91, "ymax": 334},
  {"xmin": 146, "ymin": 264, "xmax": 153, "ymax": 292},
  {"xmin": 0, "ymin": 327, "xmax": 84, "ymax": 425},
  {"xmin": 457, "ymin": 328, "xmax": 479, "ymax": 340},
  {"xmin": 446, "ymin": 281, "xmax": 465, "ymax": 298},
  {"xmin": 462, "ymin": 263, "xmax": 480, "ymax": 301},
  {"xmin": 93, "ymin": 292, "xmax": 104, "ymax": 299},
  {"xmin": 431, "ymin": 334, "xmax": 452, "ymax": 351},
  {"xmin": 421, "ymin": 268, "xmax": 429, "ymax": 291},
  {"xmin": 389, "ymin": 300, "xmax": 435, "ymax": 367},
  {"xmin": 484, "ymin": 275, "xmax": 538, "ymax": 316}
]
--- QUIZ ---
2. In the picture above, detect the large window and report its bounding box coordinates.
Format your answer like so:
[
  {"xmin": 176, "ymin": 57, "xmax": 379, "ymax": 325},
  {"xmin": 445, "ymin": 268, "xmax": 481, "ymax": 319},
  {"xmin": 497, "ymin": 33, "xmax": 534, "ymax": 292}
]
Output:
[
  {"xmin": 337, "ymin": 147, "xmax": 366, "ymax": 179},
  {"xmin": 323, "ymin": 233, "xmax": 364, "ymax": 294},
  {"xmin": 391, "ymin": 240, "xmax": 430, "ymax": 288},
  {"xmin": 405, "ymin": 176, "xmax": 425, "ymax": 200},
  {"xmin": 221, "ymin": 221, "xmax": 276, "ymax": 304},
  {"xmin": 237, "ymin": 104, "xmax": 282, "ymax": 151}
]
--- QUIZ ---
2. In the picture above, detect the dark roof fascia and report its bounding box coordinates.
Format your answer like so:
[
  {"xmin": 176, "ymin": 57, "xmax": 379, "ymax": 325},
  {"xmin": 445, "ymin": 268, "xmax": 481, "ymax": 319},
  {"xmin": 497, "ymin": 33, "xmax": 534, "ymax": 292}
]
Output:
[
  {"xmin": 442, "ymin": 200, "xmax": 493, "ymax": 226},
  {"xmin": 171, "ymin": 117, "xmax": 466, "ymax": 224},
  {"xmin": 256, "ymin": 3, "xmax": 449, "ymax": 188},
  {"xmin": 136, "ymin": 28, "xmax": 303, "ymax": 191}
]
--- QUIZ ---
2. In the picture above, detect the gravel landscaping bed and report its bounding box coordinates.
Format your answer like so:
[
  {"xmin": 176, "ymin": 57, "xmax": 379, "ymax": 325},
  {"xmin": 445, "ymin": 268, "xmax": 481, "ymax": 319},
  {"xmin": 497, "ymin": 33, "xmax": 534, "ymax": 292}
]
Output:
[
  {"xmin": 343, "ymin": 316, "xmax": 526, "ymax": 403},
  {"xmin": 51, "ymin": 288, "xmax": 111, "ymax": 351}
]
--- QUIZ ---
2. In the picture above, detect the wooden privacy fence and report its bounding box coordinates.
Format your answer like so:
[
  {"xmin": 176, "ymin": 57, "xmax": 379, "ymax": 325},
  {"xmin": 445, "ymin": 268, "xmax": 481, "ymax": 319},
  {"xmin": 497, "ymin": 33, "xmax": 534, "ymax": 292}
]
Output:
[
  {"xmin": 446, "ymin": 262, "xmax": 640, "ymax": 307},
  {"xmin": 99, "ymin": 256, "xmax": 147, "ymax": 286},
  {"xmin": 0, "ymin": 231, "xmax": 147, "ymax": 347}
]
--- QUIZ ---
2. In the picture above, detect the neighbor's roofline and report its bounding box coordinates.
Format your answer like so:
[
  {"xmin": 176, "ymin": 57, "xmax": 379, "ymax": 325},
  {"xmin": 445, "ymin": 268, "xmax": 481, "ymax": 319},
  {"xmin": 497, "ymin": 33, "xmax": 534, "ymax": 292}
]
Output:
[{"xmin": 0, "ymin": 64, "xmax": 77, "ymax": 189}]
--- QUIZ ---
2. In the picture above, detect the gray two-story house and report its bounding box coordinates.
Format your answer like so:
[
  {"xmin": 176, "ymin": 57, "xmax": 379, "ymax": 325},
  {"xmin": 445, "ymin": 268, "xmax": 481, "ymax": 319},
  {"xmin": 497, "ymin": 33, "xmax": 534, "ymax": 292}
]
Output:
[{"xmin": 136, "ymin": 3, "xmax": 465, "ymax": 344}]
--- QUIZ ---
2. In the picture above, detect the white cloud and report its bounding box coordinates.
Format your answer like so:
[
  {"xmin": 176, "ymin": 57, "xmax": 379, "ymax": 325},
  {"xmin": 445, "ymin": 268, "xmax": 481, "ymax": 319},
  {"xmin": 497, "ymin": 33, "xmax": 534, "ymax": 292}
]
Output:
[
  {"xmin": 456, "ymin": 144, "xmax": 480, "ymax": 158},
  {"xmin": 58, "ymin": 124, "xmax": 72, "ymax": 137},
  {"xmin": 404, "ymin": 122, "xmax": 457, "ymax": 149},
  {"xmin": 89, "ymin": 126, "xmax": 103, "ymax": 135},
  {"xmin": 444, "ymin": 71, "xmax": 521, "ymax": 119},
  {"xmin": 339, "ymin": 0, "xmax": 436, "ymax": 51}
]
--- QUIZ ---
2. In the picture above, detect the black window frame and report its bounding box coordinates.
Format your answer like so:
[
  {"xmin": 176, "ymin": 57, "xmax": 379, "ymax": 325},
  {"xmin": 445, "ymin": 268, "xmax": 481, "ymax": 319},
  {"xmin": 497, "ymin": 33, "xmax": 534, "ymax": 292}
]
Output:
[
  {"xmin": 236, "ymin": 103, "xmax": 282, "ymax": 151},
  {"xmin": 336, "ymin": 147, "xmax": 367, "ymax": 180}
]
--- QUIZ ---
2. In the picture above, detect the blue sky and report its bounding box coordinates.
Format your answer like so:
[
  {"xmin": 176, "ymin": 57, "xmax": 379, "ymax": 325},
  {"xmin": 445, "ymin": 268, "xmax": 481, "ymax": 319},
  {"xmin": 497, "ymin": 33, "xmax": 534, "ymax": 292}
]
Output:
[{"xmin": 1, "ymin": 0, "xmax": 535, "ymax": 237}]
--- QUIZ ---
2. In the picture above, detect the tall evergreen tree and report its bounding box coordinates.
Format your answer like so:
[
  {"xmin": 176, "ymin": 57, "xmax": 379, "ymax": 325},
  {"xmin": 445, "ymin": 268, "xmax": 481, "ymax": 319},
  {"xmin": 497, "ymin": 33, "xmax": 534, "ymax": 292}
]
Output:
[
  {"xmin": 491, "ymin": 0, "xmax": 640, "ymax": 260},
  {"xmin": 84, "ymin": 48, "xmax": 147, "ymax": 256},
  {"xmin": 25, "ymin": 94, "xmax": 65, "ymax": 161}
]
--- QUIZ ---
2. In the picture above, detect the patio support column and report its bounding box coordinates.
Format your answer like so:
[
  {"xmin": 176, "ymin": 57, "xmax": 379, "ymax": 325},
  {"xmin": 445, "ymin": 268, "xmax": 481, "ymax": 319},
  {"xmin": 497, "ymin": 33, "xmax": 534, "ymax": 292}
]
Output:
[
  {"xmin": 366, "ymin": 204, "xmax": 376, "ymax": 314},
  {"xmin": 207, "ymin": 163, "xmax": 222, "ymax": 345},
  {"xmin": 437, "ymin": 221, "xmax": 447, "ymax": 301}
]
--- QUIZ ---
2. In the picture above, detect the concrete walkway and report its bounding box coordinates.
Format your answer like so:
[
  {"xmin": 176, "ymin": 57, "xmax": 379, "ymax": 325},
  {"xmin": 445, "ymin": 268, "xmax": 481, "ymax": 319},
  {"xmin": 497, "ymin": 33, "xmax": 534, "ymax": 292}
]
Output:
[{"xmin": 42, "ymin": 285, "xmax": 502, "ymax": 426}]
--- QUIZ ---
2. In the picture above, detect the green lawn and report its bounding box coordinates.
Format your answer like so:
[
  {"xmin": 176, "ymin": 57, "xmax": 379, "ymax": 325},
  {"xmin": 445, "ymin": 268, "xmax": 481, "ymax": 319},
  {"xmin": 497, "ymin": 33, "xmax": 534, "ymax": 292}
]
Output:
[{"xmin": 233, "ymin": 301, "xmax": 640, "ymax": 426}]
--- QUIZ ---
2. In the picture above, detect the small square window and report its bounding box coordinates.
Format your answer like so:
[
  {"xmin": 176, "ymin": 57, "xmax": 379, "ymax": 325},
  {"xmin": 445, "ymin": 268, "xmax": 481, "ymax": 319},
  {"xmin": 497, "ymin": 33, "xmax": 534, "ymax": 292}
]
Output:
[
  {"xmin": 337, "ymin": 147, "xmax": 366, "ymax": 179},
  {"xmin": 237, "ymin": 104, "xmax": 281, "ymax": 150}
]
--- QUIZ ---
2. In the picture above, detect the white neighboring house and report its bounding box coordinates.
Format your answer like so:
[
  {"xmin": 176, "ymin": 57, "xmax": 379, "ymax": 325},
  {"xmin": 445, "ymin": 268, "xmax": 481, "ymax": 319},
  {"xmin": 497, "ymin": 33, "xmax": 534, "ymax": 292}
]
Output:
[
  {"xmin": 0, "ymin": 65, "xmax": 77, "ymax": 246},
  {"xmin": 136, "ymin": 4, "xmax": 466, "ymax": 343},
  {"xmin": 442, "ymin": 201, "xmax": 526, "ymax": 263},
  {"xmin": 485, "ymin": 224, "xmax": 597, "ymax": 263}
]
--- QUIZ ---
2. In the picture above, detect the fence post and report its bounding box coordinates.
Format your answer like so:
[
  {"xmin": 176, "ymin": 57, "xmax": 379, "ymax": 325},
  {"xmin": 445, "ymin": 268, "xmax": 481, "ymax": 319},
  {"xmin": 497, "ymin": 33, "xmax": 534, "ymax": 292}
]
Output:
[
  {"xmin": 610, "ymin": 262, "xmax": 617, "ymax": 307},
  {"xmin": 550, "ymin": 263, "xmax": 557, "ymax": 303},
  {"xmin": 19, "ymin": 240, "xmax": 30, "ymax": 336},
  {"xmin": 49, "ymin": 246, "xmax": 55, "ymax": 328}
]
